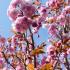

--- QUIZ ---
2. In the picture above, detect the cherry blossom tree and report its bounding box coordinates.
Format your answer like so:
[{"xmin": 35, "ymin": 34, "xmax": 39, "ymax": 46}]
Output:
[{"xmin": 0, "ymin": 0, "xmax": 70, "ymax": 70}]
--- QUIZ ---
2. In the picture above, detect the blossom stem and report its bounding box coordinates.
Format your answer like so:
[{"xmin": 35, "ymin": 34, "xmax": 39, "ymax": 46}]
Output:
[
  {"xmin": 29, "ymin": 27, "xmax": 37, "ymax": 68},
  {"xmin": 2, "ymin": 52, "xmax": 16, "ymax": 70}
]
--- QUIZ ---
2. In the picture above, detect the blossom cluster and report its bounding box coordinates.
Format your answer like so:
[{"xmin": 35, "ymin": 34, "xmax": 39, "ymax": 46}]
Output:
[{"xmin": 7, "ymin": 0, "xmax": 36, "ymax": 33}]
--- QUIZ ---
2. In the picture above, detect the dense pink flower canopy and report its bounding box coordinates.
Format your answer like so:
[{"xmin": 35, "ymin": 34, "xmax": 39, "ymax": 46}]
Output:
[
  {"xmin": 0, "ymin": 0, "xmax": 70, "ymax": 70},
  {"xmin": 7, "ymin": 0, "xmax": 36, "ymax": 21}
]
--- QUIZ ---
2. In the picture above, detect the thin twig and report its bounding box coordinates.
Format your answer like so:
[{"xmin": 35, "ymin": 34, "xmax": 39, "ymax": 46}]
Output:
[{"xmin": 2, "ymin": 52, "xmax": 16, "ymax": 70}]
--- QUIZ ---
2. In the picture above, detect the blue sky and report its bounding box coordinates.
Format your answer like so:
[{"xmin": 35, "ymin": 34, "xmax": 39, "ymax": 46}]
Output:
[
  {"xmin": 0, "ymin": 0, "xmax": 49, "ymax": 45},
  {"xmin": 0, "ymin": 0, "xmax": 12, "ymax": 38}
]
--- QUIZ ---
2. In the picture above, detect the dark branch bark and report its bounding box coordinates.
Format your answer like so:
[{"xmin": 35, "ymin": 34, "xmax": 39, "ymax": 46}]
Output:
[
  {"xmin": 65, "ymin": 56, "xmax": 70, "ymax": 70},
  {"xmin": 29, "ymin": 27, "xmax": 37, "ymax": 68},
  {"xmin": 2, "ymin": 52, "xmax": 16, "ymax": 70}
]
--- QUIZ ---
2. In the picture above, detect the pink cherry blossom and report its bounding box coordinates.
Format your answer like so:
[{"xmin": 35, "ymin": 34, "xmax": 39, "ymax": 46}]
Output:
[
  {"xmin": 48, "ymin": 24, "xmax": 58, "ymax": 36},
  {"xmin": 57, "ymin": 14, "xmax": 70, "ymax": 26},
  {"xmin": 47, "ymin": 0, "xmax": 58, "ymax": 10},
  {"xmin": 22, "ymin": 45, "xmax": 26, "ymax": 53},
  {"xmin": 67, "ymin": 48, "xmax": 70, "ymax": 54},
  {"xmin": 47, "ymin": 45, "xmax": 55, "ymax": 53},
  {"xmin": 0, "ymin": 37, "xmax": 6, "ymax": 44},
  {"xmin": 7, "ymin": 0, "xmax": 36, "ymax": 21},
  {"xmin": 16, "ymin": 65, "xmax": 23, "ymax": 70},
  {"xmin": 8, "ymin": 46, "xmax": 15, "ymax": 53},
  {"xmin": 21, "ymin": 3, "xmax": 36, "ymax": 17},
  {"xmin": 37, "ymin": 16, "xmax": 46, "ymax": 24},
  {"xmin": 47, "ymin": 0, "xmax": 65, "ymax": 11},
  {"xmin": 7, "ymin": 8, "xmax": 19, "ymax": 21},
  {"xmin": 11, "ymin": 34, "xmax": 24, "ymax": 46},
  {"xmin": 11, "ymin": 35, "xmax": 19, "ymax": 45},
  {"xmin": 55, "ymin": 40, "xmax": 61, "ymax": 48},
  {"xmin": 12, "ymin": 16, "xmax": 32, "ymax": 33},
  {"xmin": 46, "ymin": 45, "xmax": 57, "ymax": 59},
  {"xmin": 57, "ymin": 14, "xmax": 65, "ymax": 22},
  {"xmin": 62, "ymin": 6, "xmax": 70, "ymax": 14},
  {"xmin": 41, "ymin": 56, "xmax": 46, "ymax": 65},
  {"xmin": 0, "ymin": 58, "xmax": 4, "ymax": 69},
  {"xmin": 38, "ymin": 6, "xmax": 47, "ymax": 16}
]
